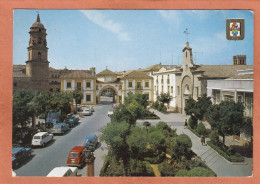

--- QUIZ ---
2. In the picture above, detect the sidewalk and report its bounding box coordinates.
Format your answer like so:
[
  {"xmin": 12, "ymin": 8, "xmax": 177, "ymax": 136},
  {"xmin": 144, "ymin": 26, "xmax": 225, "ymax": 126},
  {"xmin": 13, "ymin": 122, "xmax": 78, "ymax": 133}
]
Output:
[{"xmin": 138, "ymin": 109, "xmax": 252, "ymax": 177}]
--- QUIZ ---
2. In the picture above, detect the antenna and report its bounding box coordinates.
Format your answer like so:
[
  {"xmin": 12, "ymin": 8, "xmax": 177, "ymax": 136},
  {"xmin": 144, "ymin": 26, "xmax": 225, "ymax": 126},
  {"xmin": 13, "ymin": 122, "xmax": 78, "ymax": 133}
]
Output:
[
  {"xmin": 172, "ymin": 51, "xmax": 174, "ymax": 65},
  {"xmin": 193, "ymin": 52, "xmax": 203, "ymax": 64},
  {"xmin": 183, "ymin": 28, "xmax": 190, "ymax": 42},
  {"xmin": 160, "ymin": 43, "xmax": 161, "ymax": 63}
]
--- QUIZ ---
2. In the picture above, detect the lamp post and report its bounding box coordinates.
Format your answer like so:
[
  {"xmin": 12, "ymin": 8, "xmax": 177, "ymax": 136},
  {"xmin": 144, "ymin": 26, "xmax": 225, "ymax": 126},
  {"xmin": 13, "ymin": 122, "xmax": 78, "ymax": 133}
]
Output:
[{"xmin": 84, "ymin": 149, "xmax": 96, "ymax": 176}]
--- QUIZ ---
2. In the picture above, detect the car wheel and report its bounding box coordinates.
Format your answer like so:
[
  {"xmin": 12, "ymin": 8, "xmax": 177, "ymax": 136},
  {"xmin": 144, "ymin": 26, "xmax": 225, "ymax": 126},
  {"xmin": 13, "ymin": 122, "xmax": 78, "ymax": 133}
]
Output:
[{"xmin": 42, "ymin": 143, "xmax": 45, "ymax": 148}]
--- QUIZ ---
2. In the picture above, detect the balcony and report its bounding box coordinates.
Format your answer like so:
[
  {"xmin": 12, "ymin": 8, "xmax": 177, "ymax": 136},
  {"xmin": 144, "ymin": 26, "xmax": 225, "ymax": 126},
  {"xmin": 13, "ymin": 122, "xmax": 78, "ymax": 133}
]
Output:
[{"xmin": 135, "ymin": 86, "xmax": 143, "ymax": 90}]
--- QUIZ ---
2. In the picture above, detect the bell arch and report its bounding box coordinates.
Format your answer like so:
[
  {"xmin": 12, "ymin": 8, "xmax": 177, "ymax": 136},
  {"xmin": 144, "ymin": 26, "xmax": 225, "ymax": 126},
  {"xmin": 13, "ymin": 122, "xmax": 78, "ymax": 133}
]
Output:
[{"xmin": 97, "ymin": 85, "xmax": 119, "ymax": 104}]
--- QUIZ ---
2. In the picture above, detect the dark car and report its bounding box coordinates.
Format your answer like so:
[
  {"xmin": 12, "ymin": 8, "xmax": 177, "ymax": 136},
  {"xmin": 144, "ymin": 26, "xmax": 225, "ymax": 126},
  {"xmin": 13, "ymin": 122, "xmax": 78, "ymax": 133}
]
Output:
[
  {"xmin": 64, "ymin": 116, "xmax": 79, "ymax": 127},
  {"xmin": 12, "ymin": 147, "xmax": 32, "ymax": 168}
]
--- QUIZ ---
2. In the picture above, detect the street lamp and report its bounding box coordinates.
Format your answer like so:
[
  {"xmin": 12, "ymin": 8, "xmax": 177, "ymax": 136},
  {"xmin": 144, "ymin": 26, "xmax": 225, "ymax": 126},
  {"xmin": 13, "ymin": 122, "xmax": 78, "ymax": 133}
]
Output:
[{"xmin": 83, "ymin": 148, "xmax": 96, "ymax": 176}]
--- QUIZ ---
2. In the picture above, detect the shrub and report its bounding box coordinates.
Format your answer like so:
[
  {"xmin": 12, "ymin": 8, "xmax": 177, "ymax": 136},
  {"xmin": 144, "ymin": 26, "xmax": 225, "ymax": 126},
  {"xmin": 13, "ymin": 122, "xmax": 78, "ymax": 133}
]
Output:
[
  {"xmin": 209, "ymin": 130, "xmax": 220, "ymax": 145},
  {"xmin": 175, "ymin": 169, "xmax": 189, "ymax": 177},
  {"xmin": 207, "ymin": 141, "xmax": 244, "ymax": 162},
  {"xmin": 188, "ymin": 116, "xmax": 198, "ymax": 129},
  {"xmin": 158, "ymin": 103, "xmax": 164, "ymax": 112},
  {"xmin": 129, "ymin": 159, "xmax": 153, "ymax": 176},
  {"xmin": 158, "ymin": 160, "xmax": 179, "ymax": 176},
  {"xmin": 152, "ymin": 101, "xmax": 159, "ymax": 109},
  {"xmin": 188, "ymin": 167, "xmax": 216, "ymax": 177},
  {"xmin": 196, "ymin": 123, "xmax": 206, "ymax": 136},
  {"xmin": 172, "ymin": 134, "xmax": 192, "ymax": 159}
]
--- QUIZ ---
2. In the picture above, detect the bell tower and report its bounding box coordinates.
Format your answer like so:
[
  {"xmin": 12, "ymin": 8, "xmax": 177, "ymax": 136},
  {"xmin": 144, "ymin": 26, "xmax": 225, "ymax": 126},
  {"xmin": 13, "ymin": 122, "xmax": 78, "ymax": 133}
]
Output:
[{"xmin": 26, "ymin": 13, "xmax": 49, "ymax": 91}]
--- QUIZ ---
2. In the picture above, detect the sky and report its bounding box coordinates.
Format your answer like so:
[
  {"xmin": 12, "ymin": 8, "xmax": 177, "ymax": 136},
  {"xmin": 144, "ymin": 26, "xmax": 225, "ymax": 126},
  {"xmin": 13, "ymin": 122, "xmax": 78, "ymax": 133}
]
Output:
[{"xmin": 13, "ymin": 10, "xmax": 254, "ymax": 73}]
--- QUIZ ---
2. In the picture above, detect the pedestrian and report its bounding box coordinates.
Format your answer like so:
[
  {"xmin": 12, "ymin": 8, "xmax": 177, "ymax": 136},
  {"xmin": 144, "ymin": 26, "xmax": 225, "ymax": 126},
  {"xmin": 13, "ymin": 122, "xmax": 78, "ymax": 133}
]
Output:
[
  {"xmin": 201, "ymin": 135, "xmax": 205, "ymax": 146},
  {"xmin": 184, "ymin": 119, "xmax": 188, "ymax": 129}
]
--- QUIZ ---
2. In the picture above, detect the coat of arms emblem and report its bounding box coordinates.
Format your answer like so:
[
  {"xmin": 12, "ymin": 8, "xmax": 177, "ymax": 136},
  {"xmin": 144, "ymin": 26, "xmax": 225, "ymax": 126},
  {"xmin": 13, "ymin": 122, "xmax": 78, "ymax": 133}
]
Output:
[{"xmin": 226, "ymin": 19, "xmax": 244, "ymax": 40}]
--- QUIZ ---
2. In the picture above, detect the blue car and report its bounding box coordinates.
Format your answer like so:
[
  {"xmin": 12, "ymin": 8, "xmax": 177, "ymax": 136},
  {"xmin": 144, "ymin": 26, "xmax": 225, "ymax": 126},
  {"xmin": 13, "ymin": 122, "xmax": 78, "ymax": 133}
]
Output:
[
  {"xmin": 84, "ymin": 135, "xmax": 98, "ymax": 151},
  {"xmin": 12, "ymin": 147, "xmax": 32, "ymax": 168}
]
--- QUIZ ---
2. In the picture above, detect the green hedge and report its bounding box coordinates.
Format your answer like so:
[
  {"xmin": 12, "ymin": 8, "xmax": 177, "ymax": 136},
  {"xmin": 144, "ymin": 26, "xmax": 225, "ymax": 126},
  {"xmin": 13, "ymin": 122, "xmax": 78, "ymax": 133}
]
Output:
[{"xmin": 207, "ymin": 141, "xmax": 244, "ymax": 162}]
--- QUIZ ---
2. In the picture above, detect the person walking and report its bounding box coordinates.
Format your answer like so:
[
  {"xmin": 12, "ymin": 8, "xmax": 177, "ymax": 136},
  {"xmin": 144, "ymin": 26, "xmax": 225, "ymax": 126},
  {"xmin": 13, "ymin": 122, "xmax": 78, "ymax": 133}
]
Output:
[
  {"xmin": 201, "ymin": 135, "xmax": 206, "ymax": 146},
  {"xmin": 184, "ymin": 119, "xmax": 188, "ymax": 129}
]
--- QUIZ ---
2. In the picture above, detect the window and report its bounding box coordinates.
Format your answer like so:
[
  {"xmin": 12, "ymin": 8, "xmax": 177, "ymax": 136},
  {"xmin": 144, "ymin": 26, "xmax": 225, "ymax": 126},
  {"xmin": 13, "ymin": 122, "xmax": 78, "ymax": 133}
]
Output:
[
  {"xmin": 86, "ymin": 95, "xmax": 91, "ymax": 102},
  {"xmin": 186, "ymin": 51, "xmax": 187, "ymax": 58},
  {"xmin": 171, "ymin": 86, "xmax": 173, "ymax": 93},
  {"xmin": 128, "ymin": 82, "xmax": 132, "ymax": 88},
  {"xmin": 77, "ymin": 82, "xmax": 81, "ymax": 90},
  {"xmin": 168, "ymin": 86, "xmax": 170, "ymax": 93},
  {"xmin": 67, "ymin": 82, "xmax": 71, "ymax": 88},
  {"xmin": 38, "ymin": 52, "xmax": 41, "ymax": 60},
  {"xmin": 161, "ymin": 86, "xmax": 164, "ymax": 93},
  {"xmin": 177, "ymin": 86, "xmax": 180, "ymax": 95},
  {"xmin": 38, "ymin": 37, "xmax": 41, "ymax": 44},
  {"xmin": 167, "ymin": 75, "xmax": 170, "ymax": 84},
  {"xmin": 86, "ymin": 82, "xmax": 91, "ymax": 88},
  {"xmin": 96, "ymin": 85, "xmax": 99, "ymax": 90},
  {"xmin": 13, "ymin": 83, "xmax": 17, "ymax": 87},
  {"xmin": 196, "ymin": 87, "xmax": 199, "ymax": 97},
  {"xmin": 145, "ymin": 82, "xmax": 149, "ymax": 88},
  {"xmin": 137, "ymin": 82, "xmax": 141, "ymax": 89},
  {"xmin": 50, "ymin": 88, "xmax": 53, "ymax": 92}
]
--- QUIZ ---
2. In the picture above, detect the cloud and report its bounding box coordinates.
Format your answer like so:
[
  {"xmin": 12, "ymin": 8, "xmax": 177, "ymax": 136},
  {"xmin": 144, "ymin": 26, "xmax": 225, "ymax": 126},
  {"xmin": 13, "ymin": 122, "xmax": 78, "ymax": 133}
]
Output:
[
  {"xmin": 80, "ymin": 10, "xmax": 131, "ymax": 41},
  {"xmin": 158, "ymin": 10, "xmax": 181, "ymax": 27}
]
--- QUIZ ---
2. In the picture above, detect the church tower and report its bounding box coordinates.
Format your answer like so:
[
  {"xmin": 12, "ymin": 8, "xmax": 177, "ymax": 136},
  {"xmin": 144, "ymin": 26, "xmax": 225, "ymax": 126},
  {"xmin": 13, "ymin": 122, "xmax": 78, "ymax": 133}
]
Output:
[{"xmin": 26, "ymin": 13, "xmax": 49, "ymax": 91}]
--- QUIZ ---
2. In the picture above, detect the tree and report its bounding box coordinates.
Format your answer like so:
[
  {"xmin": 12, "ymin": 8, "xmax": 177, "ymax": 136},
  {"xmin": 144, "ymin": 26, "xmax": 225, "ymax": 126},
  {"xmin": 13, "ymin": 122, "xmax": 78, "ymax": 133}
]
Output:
[
  {"xmin": 111, "ymin": 104, "xmax": 136, "ymax": 125},
  {"xmin": 157, "ymin": 93, "xmax": 172, "ymax": 107},
  {"xmin": 127, "ymin": 126, "xmax": 148, "ymax": 159},
  {"xmin": 196, "ymin": 123, "xmax": 206, "ymax": 136},
  {"xmin": 172, "ymin": 134, "xmax": 192, "ymax": 159},
  {"xmin": 55, "ymin": 92, "xmax": 73, "ymax": 120},
  {"xmin": 126, "ymin": 100, "xmax": 146, "ymax": 121},
  {"xmin": 34, "ymin": 91, "xmax": 53, "ymax": 123},
  {"xmin": 100, "ymin": 121, "xmax": 130, "ymax": 176},
  {"xmin": 124, "ymin": 92, "xmax": 149, "ymax": 108},
  {"xmin": 73, "ymin": 90, "xmax": 83, "ymax": 112},
  {"xmin": 194, "ymin": 94, "xmax": 212, "ymax": 120},
  {"xmin": 206, "ymin": 101, "xmax": 244, "ymax": 145},
  {"xmin": 13, "ymin": 89, "xmax": 37, "ymax": 132},
  {"xmin": 184, "ymin": 97, "xmax": 196, "ymax": 116}
]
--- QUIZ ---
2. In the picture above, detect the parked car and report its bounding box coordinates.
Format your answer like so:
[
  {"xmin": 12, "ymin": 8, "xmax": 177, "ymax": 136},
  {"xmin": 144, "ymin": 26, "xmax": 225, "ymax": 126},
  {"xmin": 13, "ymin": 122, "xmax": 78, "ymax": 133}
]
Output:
[
  {"xmin": 12, "ymin": 147, "xmax": 32, "ymax": 168},
  {"xmin": 31, "ymin": 132, "xmax": 53, "ymax": 148},
  {"xmin": 47, "ymin": 166, "xmax": 79, "ymax": 177},
  {"xmin": 89, "ymin": 106, "xmax": 95, "ymax": 112},
  {"xmin": 84, "ymin": 135, "xmax": 98, "ymax": 151},
  {"xmin": 112, "ymin": 104, "xmax": 119, "ymax": 109},
  {"xmin": 64, "ymin": 116, "xmax": 79, "ymax": 127},
  {"xmin": 67, "ymin": 146, "xmax": 86, "ymax": 168},
  {"xmin": 108, "ymin": 109, "xmax": 114, "ymax": 117},
  {"xmin": 51, "ymin": 123, "xmax": 69, "ymax": 135},
  {"xmin": 82, "ymin": 109, "xmax": 92, "ymax": 116}
]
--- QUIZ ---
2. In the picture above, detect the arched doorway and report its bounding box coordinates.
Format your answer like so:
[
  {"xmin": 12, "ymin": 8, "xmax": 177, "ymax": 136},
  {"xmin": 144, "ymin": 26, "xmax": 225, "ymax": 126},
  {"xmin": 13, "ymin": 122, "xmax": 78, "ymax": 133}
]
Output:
[
  {"xmin": 181, "ymin": 76, "xmax": 192, "ymax": 114},
  {"xmin": 98, "ymin": 85, "xmax": 119, "ymax": 104}
]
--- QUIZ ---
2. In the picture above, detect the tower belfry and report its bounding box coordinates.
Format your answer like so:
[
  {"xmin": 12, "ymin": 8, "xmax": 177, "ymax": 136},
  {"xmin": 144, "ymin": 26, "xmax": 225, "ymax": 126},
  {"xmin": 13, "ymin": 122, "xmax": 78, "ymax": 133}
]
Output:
[{"xmin": 25, "ymin": 13, "xmax": 50, "ymax": 91}]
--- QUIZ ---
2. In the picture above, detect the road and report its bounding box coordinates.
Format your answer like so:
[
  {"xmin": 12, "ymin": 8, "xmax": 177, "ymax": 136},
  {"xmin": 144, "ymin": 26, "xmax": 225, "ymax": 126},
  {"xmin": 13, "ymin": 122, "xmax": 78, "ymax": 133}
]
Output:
[{"xmin": 15, "ymin": 103, "xmax": 111, "ymax": 177}]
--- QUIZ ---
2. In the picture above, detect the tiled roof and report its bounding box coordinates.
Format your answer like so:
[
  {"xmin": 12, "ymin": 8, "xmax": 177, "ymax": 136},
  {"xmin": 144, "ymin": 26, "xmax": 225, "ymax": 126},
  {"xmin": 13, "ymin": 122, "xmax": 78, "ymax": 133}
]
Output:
[
  {"xmin": 13, "ymin": 65, "xmax": 26, "ymax": 71},
  {"xmin": 197, "ymin": 65, "xmax": 254, "ymax": 78},
  {"xmin": 122, "ymin": 70, "xmax": 153, "ymax": 79},
  {"xmin": 13, "ymin": 71, "xmax": 27, "ymax": 78},
  {"xmin": 97, "ymin": 69, "xmax": 117, "ymax": 76},
  {"xmin": 227, "ymin": 74, "xmax": 253, "ymax": 80},
  {"xmin": 60, "ymin": 70, "xmax": 96, "ymax": 79}
]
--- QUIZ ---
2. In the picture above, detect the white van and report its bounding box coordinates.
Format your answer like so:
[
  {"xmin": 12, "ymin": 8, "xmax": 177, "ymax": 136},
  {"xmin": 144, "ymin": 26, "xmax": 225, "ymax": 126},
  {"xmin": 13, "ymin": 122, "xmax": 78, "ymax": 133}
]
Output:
[
  {"xmin": 31, "ymin": 132, "xmax": 53, "ymax": 147},
  {"xmin": 47, "ymin": 167, "xmax": 79, "ymax": 177}
]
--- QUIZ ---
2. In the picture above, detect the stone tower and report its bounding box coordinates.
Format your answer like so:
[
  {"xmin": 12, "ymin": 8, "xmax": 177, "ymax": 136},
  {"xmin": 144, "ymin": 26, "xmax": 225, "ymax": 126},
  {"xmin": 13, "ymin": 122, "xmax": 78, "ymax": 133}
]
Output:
[
  {"xmin": 233, "ymin": 55, "xmax": 246, "ymax": 65},
  {"xmin": 25, "ymin": 13, "xmax": 49, "ymax": 91},
  {"xmin": 182, "ymin": 42, "xmax": 194, "ymax": 68}
]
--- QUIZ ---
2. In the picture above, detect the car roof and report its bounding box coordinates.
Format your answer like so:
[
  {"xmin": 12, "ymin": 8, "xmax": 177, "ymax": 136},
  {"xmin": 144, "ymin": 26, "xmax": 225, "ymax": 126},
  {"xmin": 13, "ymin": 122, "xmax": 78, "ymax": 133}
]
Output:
[
  {"xmin": 34, "ymin": 132, "xmax": 48, "ymax": 136},
  {"xmin": 86, "ymin": 135, "xmax": 96, "ymax": 140},
  {"xmin": 47, "ymin": 167, "xmax": 72, "ymax": 177},
  {"xmin": 70, "ymin": 146, "xmax": 85, "ymax": 152},
  {"xmin": 54, "ymin": 123, "xmax": 66, "ymax": 126},
  {"xmin": 12, "ymin": 147, "xmax": 24, "ymax": 154}
]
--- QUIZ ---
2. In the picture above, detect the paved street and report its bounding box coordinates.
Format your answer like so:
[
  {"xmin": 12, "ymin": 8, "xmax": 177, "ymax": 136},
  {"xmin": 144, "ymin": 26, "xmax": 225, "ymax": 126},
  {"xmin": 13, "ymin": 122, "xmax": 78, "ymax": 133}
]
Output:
[
  {"xmin": 15, "ymin": 104, "xmax": 110, "ymax": 177},
  {"xmin": 137, "ymin": 109, "xmax": 253, "ymax": 177}
]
